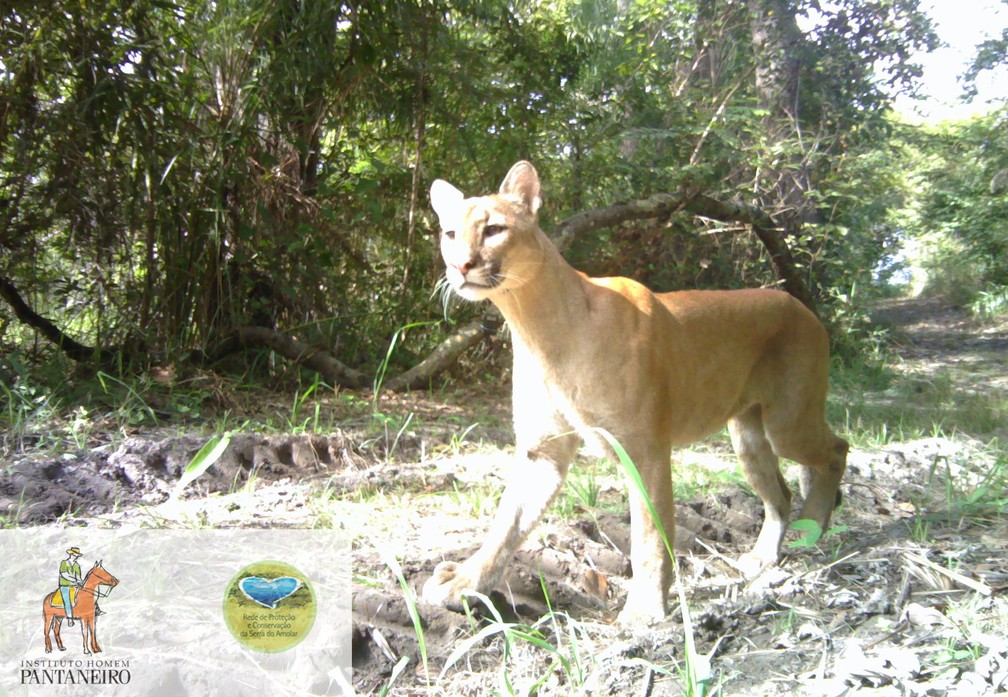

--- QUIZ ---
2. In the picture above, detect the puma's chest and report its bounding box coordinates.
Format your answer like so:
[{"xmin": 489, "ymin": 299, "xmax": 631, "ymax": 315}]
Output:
[{"xmin": 510, "ymin": 337, "xmax": 636, "ymax": 436}]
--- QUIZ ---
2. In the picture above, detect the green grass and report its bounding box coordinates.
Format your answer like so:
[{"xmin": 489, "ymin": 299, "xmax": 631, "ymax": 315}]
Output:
[
  {"xmin": 674, "ymin": 450, "xmax": 746, "ymax": 500},
  {"xmin": 436, "ymin": 588, "xmax": 603, "ymax": 694},
  {"xmin": 915, "ymin": 446, "xmax": 1008, "ymax": 518},
  {"xmin": 0, "ymin": 352, "xmax": 429, "ymax": 463},
  {"xmin": 173, "ymin": 432, "xmax": 233, "ymax": 498},
  {"xmin": 447, "ymin": 480, "xmax": 502, "ymax": 519},
  {"xmin": 372, "ymin": 554, "xmax": 605, "ymax": 694},
  {"xmin": 379, "ymin": 547, "xmax": 430, "ymax": 684},
  {"xmin": 970, "ymin": 285, "xmax": 1008, "ymax": 321},
  {"xmin": 551, "ymin": 440, "xmax": 747, "ymax": 523},
  {"xmin": 829, "ymin": 355, "xmax": 1008, "ymax": 448},
  {"xmin": 939, "ymin": 593, "xmax": 1002, "ymax": 665},
  {"xmin": 285, "ymin": 374, "xmax": 331, "ymax": 432},
  {"xmin": 554, "ymin": 458, "xmax": 615, "ymax": 518},
  {"xmin": 1, "ymin": 356, "xmax": 77, "ymax": 454}
]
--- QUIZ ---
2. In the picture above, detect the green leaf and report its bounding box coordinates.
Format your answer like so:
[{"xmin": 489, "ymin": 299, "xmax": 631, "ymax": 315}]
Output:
[
  {"xmin": 788, "ymin": 519, "xmax": 823, "ymax": 548},
  {"xmin": 378, "ymin": 548, "xmax": 429, "ymax": 681},
  {"xmin": 173, "ymin": 433, "xmax": 231, "ymax": 497}
]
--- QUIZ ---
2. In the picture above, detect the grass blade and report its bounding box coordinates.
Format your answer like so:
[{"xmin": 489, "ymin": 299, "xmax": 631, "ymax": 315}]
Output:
[
  {"xmin": 173, "ymin": 432, "xmax": 231, "ymax": 497},
  {"xmin": 593, "ymin": 427, "xmax": 711, "ymax": 697},
  {"xmin": 378, "ymin": 655, "xmax": 411, "ymax": 697},
  {"xmin": 378, "ymin": 546, "xmax": 429, "ymax": 681}
]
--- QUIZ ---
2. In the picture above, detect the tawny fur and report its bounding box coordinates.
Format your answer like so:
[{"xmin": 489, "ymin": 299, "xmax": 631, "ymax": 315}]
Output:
[{"xmin": 424, "ymin": 161, "xmax": 847, "ymax": 623}]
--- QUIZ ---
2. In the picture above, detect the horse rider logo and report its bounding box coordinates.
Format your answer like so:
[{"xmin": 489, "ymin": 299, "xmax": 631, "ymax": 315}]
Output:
[{"xmin": 43, "ymin": 547, "xmax": 119, "ymax": 655}]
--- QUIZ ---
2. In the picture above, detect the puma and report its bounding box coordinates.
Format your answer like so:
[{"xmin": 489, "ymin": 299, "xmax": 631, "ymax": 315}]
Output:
[{"xmin": 424, "ymin": 161, "xmax": 847, "ymax": 623}]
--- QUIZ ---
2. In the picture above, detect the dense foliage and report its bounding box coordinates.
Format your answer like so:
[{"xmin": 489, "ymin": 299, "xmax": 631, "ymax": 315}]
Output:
[
  {"xmin": 896, "ymin": 109, "xmax": 1008, "ymax": 315},
  {"xmin": 0, "ymin": 0, "xmax": 959, "ymax": 384},
  {"xmin": 897, "ymin": 5, "xmax": 1008, "ymax": 315}
]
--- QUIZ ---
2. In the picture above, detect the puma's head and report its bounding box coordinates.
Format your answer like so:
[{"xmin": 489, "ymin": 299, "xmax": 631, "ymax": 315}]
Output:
[{"xmin": 430, "ymin": 161, "xmax": 547, "ymax": 301}]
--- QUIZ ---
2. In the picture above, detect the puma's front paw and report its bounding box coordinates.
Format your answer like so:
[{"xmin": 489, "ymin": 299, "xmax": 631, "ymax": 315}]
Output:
[
  {"xmin": 734, "ymin": 550, "xmax": 779, "ymax": 579},
  {"xmin": 421, "ymin": 561, "xmax": 481, "ymax": 610},
  {"xmin": 616, "ymin": 591, "xmax": 667, "ymax": 627}
]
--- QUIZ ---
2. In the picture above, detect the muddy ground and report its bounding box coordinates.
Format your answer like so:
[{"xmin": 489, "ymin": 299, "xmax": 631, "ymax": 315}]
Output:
[{"xmin": 3, "ymin": 297, "xmax": 1007, "ymax": 695}]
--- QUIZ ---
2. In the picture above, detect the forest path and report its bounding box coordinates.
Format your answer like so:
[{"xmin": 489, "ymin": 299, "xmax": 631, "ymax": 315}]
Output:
[
  {"xmin": 872, "ymin": 295, "xmax": 1008, "ymax": 394},
  {"xmin": 863, "ymin": 295, "xmax": 1008, "ymax": 448}
]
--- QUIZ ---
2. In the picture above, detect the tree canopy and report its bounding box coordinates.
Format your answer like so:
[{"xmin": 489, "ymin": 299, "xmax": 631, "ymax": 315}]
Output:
[{"xmin": 8, "ymin": 0, "xmax": 997, "ymax": 389}]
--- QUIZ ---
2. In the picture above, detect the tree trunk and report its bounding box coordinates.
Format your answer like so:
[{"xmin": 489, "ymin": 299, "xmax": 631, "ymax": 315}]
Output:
[{"xmin": 747, "ymin": 0, "xmax": 815, "ymax": 227}]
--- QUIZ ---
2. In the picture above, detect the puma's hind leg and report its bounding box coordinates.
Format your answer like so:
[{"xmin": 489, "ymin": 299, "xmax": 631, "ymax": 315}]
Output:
[
  {"xmin": 728, "ymin": 405, "xmax": 792, "ymax": 575},
  {"xmin": 762, "ymin": 328, "xmax": 848, "ymax": 540},
  {"xmin": 762, "ymin": 407, "xmax": 848, "ymax": 538}
]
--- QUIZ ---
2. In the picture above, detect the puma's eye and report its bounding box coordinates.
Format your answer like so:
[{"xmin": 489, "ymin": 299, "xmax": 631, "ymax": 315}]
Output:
[
  {"xmin": 484, "ymin": 224, "xmax": 505, "ymax": 237},
  {"xmin": 443, "ymin": 229, "xmax": 456, "ymax": 240}
]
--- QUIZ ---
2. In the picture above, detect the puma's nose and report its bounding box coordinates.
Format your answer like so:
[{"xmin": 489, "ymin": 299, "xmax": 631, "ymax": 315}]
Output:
[{"xmin": 452, "ymin": 256, "xmax": 479, "ymax": 275}]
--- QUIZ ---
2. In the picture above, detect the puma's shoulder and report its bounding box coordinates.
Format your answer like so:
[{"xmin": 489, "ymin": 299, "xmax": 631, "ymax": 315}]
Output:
[{"xmin": 585, "ymin": 275, "xmax": 670, "ymax": 317}]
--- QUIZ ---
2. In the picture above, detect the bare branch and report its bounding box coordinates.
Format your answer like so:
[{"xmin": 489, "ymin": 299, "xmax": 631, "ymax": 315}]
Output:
[
  {"xmin": 684, "ymin": 195, "xmax": 817, "ymax": 314},
  {"xmin": 552, "ymin": 191, "xmax": 694, "ymax": 251},
  {"xmin": 0, "ymin": 275, "xmax": 113, "ymax": 364}
]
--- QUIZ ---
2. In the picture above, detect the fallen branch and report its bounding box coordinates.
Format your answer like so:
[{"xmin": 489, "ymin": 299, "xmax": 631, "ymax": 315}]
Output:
[
  {"xmin": 206, "ymin": 318, "xmax": 496, "ymax": 393},
  {"xmin": 0, "ymin": 275, "xmax": 117, "ymax": 365},
  {"xmin": 381, "ymin": 318, "xmax": 489, "ymax": 393},
  {"xmin": 211, "ymin": 325, "xmax": 371, "ymax": 389}
]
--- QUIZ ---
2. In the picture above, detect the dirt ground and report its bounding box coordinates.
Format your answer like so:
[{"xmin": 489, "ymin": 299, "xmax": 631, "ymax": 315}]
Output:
[{"xmin": 3, "ymin": 296, "xmax": 1007, "ymax": 695}]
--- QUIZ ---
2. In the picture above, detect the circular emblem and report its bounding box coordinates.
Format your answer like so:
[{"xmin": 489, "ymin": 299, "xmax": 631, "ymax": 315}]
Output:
[{"xmin": 222, "ymin": 560, "xmax": 316, "ymax": 653}]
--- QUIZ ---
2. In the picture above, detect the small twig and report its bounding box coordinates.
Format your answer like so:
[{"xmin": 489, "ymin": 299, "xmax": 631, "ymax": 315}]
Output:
[
  {"xmin": 690, "ymin": 78, "xmax": 747, "ymax": 166},
  {"xmin": 637, "ymin": 664, "xmax": 654, "ymax": 697},
  {"xmin": 694, "ymin": 537, "xmax": 740, "ymax": 570},
  {"xmin": 894, "ymin": 571, "xmax": 913, "ymax": 614},
  {"xmin": 865, "ymin": 618, "xmax": 910, "ymax": 650}
]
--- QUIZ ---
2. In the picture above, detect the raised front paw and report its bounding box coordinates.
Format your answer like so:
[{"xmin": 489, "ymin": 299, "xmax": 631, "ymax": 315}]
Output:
[{"xmin": 421, "ymin": 560, "xmax": 482, "ymax": 610}]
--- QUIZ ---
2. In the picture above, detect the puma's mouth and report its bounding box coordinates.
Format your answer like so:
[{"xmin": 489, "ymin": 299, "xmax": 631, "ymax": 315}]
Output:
[
  {"xmin": 453, "ymin": 278, "xmax": 501, "ymax": 300},
  {"xmin": 445, "ymin": 273, "xmax": 504, "ymax": 303},
  {"xmin": 460, "ymin": 277, "xmax": 500, "ymax": 290},
  {"xmin": 447, "ymin": 263, "xmax": 504, "ymax": 297}
]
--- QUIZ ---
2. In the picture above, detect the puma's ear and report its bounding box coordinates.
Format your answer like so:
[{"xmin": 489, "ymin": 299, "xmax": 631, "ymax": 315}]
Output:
[
  {"xmin": 430, "ymin": 179, "xmax": 465, "ymax": 223},
  {"xmin": 499, "ymin": 161, "xmax": 542, "ymax": 215}
]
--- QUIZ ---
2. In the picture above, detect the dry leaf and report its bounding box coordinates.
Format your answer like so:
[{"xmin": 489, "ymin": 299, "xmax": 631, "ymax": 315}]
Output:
[
  {"xmin": 582, "ymin": 568, "xmax": 609, "ymax": 600},
  {"xmin": 902, "ymin": 602, "xmax": 946, "ymax": 628}
]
